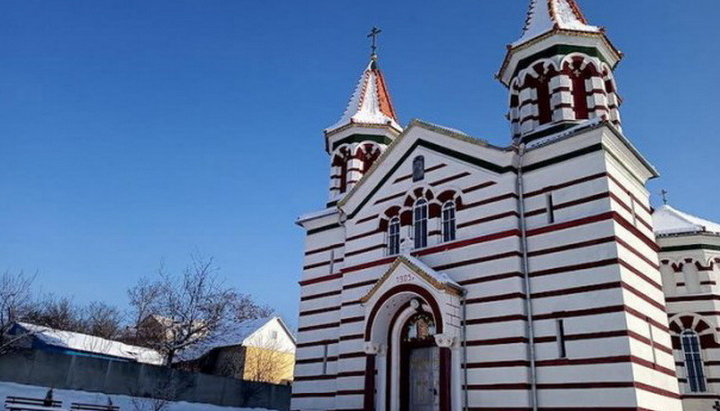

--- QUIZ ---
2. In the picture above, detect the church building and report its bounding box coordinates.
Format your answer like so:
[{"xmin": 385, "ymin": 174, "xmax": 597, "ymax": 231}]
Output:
[{"xmin": 292, "ymin": 1, "xmax": 720, "ymax": 410}]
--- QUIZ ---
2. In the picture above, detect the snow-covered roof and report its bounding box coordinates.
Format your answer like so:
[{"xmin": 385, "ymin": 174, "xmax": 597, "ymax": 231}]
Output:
[
  {"xmin": 402, "ymin": 254, "xmax": 462, "ymax": 290},
  {"xmin": 514, "ymin": 0, "xmax": 601, "ymax": 47},
  {"xmin": 525, "ymin": 117, "xmax": 603, "ymax": 149},
  {"xmin": 296, "ymin": 207, "xmax": 339, "ymax": 225},
  {"xmin": 326, "ymin": 58, "xmax": 402, "ymax": 135},
  {"xmin": 183, "ymin": 316, "xmax": 296, "ymax": 361},
  {"xmin": 653, "ymin": 205, "xmax": 720, "ymax": 237},
  {"xmin": 15, "ymin": 322, "xmax": 164, "ymax": 365}
]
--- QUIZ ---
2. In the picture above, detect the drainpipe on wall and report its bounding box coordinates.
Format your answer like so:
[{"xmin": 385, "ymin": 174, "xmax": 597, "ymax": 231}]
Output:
[
  {"xmin": 462, "ymin": 289, "xmax": 469, "ymax": 411},
  {"xmin": 515, "ymin": 143, "xmax": 539, "ymax": 411}
]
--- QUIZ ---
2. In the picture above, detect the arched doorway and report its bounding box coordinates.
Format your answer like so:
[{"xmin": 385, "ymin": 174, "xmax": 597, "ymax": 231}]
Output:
[
  {"xmin": 400, "ymin": 311, "xmax": 439, "ymax": 411},
  {"xmin": 360, "ymin": 256, "xmax": 463, "ymax": 411}
]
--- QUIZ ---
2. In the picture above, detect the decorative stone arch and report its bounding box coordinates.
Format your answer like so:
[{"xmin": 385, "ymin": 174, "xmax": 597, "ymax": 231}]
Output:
[
  {"xmin": 560, "ymin": 53, "xmax": 608, "ymax": 121},
  {"xmin": 330, "ymin": 145, "xmax": 352, "ymax": 195},
  {"xmin": 516, "ymin": 57, "xmax": 561, "ymax": 87},
  {"xmin": 353, "ymin": 142, "xmax": 384, "ymax": 173},
  {"xmin": 600, "ymin": 62, "xmax": 619, "ymax": 95},
  {"xmin": 517, "ymin": 59, "xmax": 562, "ymax": 128},
  {"xmin": 668, "ymin": 313, "xmax": 720, "ymax": 349},
  {"xmin": 560, "ymin": 52, "xmax": 603, "ymax": 74},
  {"xmin": 360, "ymin": 256, "xmax": 463, "ymax": 411},
  {"xmin": 509, "ymin": 78, "xmax": 522, "ymax": 138},
  {"xmin": 437, "ymin": 188, "xmax": 464, "ymax": 209}
]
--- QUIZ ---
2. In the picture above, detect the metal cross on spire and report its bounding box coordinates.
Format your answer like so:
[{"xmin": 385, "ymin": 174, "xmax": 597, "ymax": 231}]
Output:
[{"xmin": 368, "ymin": 27, "xmax": 382, "ymax": 60}]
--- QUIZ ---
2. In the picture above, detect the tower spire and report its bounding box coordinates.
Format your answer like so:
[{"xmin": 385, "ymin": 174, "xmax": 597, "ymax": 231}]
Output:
[
  {"xmin": 515, "ymin": 0, "xmax": 600, "ymax": 46},
  {"xmin": 325, "ymin": 29, "xmax": 400, "ymax": 136},
  {"xmin": 323, "ymin": 29, "xmax": 402, "ymax": 201}
]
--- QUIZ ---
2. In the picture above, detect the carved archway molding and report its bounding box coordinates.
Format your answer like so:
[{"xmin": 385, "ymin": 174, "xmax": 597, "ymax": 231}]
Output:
[{"xmin": 360, "ymin": 255, "xmax": 463, "ymax": 411}]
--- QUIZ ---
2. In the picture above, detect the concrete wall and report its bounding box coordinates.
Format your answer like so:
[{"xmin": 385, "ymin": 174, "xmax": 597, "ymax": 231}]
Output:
[{"xmin": 0, "ymin": 350, "xmax": 290, "ymax": 411}]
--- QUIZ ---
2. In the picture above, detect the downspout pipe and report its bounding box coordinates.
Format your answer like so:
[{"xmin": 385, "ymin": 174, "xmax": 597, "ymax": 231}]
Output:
[
  {"xmin": 515, "ymin": 143, "xmax": 538, "ymax": 411},
  {"xmin": 462, "ymin": 289, "xmax": 469, "ymax": 411}
]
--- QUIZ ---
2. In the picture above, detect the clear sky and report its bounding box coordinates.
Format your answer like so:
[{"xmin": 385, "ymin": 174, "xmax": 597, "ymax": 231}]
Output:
[{"xmin": 1, "ymin": 1, "xmax": 718, "ymax": 329}]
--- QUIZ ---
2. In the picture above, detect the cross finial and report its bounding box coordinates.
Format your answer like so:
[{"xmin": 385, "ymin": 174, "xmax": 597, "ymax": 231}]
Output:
[
  {"xmin": 661, "ymin": 189, "xmax": 669, "ymax": 205},
  {"xmin": 368, "ymin": 27, "xmax": 382, "ymax": 60}
]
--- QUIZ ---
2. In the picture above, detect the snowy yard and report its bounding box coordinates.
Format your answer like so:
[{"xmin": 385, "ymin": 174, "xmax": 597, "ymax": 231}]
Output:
[{"xmin": 0, "ymin": 382, "xmax": 275, "ymax": 411}]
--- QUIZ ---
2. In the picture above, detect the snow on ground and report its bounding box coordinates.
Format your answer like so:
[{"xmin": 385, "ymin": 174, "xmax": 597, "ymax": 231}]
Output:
[{"xmin": 0, "ymin": 382, "xmax": 274, "ymax": 411}]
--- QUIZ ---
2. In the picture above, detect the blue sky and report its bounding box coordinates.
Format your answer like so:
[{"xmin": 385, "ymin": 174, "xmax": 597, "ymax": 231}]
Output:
[{"xmin": 1, "ymin": 1, "xmax": 718, "ymax": 328}]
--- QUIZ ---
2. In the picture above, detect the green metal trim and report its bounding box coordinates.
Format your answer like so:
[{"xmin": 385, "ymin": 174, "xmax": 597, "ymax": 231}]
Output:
[
  {"xmin": 523, "ymin": 143, "xmax": 603, "ymax": 172},
  {"xmin": 521, "ymin": 123, "xmax": 579, "ymax": 144},
  {"xmin": 661, "ymin": 244, "xmax": 720, "ymax": 253},
  {"xmin": 513, "ymin": 45, "xmax": 609, "ymax": 78},
  {"xmin": 307, "ymin": 223, "xmax": 342, "ymax": 236}
]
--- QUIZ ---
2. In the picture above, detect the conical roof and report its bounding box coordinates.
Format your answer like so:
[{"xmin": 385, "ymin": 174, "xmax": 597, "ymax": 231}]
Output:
[
  {"xmin": 326, "ymin": 59, "xmax": 401, "ymax": 135},
  {"xmin": 514, "ymin": 0, "xmax": 601, "ymax": 47}
]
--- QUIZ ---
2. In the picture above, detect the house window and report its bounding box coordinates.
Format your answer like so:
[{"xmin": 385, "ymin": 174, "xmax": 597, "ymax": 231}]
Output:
[
  {"xmin": 388, "ymin": 217, "xmax": 400, "ymax": 255},
  {"xmin": 681, "ymin": 330, "xmax": 707, "ymax": 393},
  {"xmin": 270, "ymin": 330, "xmax": 278, "ymax": 340},
  {"xmin": 442, "ymin": 201, "xmax": 456, "ymax": 242},
  {"xmin": 412, "ymin": 156, "xmax": 425, "ymax": 182},
  {"xmin": 414, "ymin": 199, "xmax": 428, "ymax": 249}
]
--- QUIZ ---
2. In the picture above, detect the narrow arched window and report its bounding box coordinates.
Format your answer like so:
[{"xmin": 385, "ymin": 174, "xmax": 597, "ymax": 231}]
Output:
[
  {"xmin": 535, "ymin": 74, "xmax": 552, "ymax": 125},
  {"xmin": 387, "ymin": 217, "xmax": 400, "ymax": 256},
  {"xmin": 412, "ymin": 156, "xmax": 425, "ymax": 182},
  {"xmin": 413, "ymin": 199, "xmax": 428, "ymax": 249},
  {"xmin": 681, "ymin": 330, "xmax": 707, "ymax": 393},
  {"xmin": 339, "ymin": 159, "xmax": 348, "ymax": 193},
  {"xmin": 442, "ymin": 201, "xmax": 456, "ymax": 242},
  {"xmin": 571, "ymin": 67, "xmax": 589, "ymax": 120}
]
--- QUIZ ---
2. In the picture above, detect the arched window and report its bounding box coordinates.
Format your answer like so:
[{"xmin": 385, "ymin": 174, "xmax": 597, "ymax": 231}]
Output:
[
  {"xmin": 413, "ymin": 199, "xmax": 428, "ymax": 249},
  {"xmin": 570, "ymin": 64, "xmax": 590, "ymax": 120},
  {"xmin": 332, "ymin": 149, "xmax": 350, "ymax": 194},
  {"xmin": 535, "ymin": 74, "xmax": 552, "ymax": 125},
  {"xmin": 442, "ymin": 201, "xmax": 456, "ymax": 242},
  {"xmin": 412, "ymin": 156, "xmax": 425, "ymax": 182},
  {"xmin": 361, "ymin": 145, "xmax": 381, "ymax": 173},
  {"xmin": 681, "ymin": 330, "xmax": 707, "ymax": 393},
  {"xmin": 387, "ymin": 217, "xmax": 400, "ymax": 256}
]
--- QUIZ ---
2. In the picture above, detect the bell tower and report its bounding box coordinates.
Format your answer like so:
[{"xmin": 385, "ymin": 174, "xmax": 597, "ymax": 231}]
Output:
[
  {"xmin": 498, "ymin": 0, "xmax": 623, "ymax": 143},
  {"xmin": 324, "ymin": 28, "xmax": 402, "ymax": 204}
]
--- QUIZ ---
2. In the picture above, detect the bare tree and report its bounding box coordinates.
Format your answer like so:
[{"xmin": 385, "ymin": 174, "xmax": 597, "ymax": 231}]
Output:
[
  {"xmin": 232, "ymin": 294, "xmax": 274, "ymax": 323},
  {"xmin": 242, "ymin": 337, "xmax": 295, "ymax": 384},
  {"xmin": 129, "ymin": 256, "xmax": 266, "ymax": 366},
  {"xmin": 0, "ymin": 271, "xmax": 36, "ymax": 355},
  {"xmin": 24, "ymin": 295, "xmax": 82, "ymax": 332},
  {"xmin": 81, "ymin": 301, "xmax": 124, "ymax": 340},
  {"xmin": 128, "ymin": 276, "xmax": 163, "ymax": 329}
]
